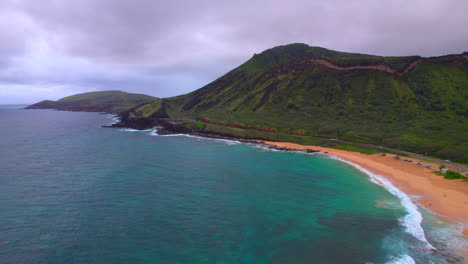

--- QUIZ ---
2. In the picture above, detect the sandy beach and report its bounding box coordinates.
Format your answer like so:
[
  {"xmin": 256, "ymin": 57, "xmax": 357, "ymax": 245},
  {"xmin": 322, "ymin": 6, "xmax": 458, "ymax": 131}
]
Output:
[
  {"xmin": 261, "ymin": 140, "xmax": 468, "ymax": 262},
  {"xmin": 260, "ymin": 141, "xmax": 468, "ymax": 224}
]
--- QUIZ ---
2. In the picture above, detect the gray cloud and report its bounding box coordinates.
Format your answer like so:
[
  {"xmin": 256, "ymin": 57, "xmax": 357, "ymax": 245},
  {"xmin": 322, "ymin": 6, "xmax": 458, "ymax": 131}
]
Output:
[
  {"xmin": 1, "ymin": 0, "xmax": 467, "ymax": 103},
  {"xmin": 0, "ymin": 2, "xmax": 34, "ymax": 67}
]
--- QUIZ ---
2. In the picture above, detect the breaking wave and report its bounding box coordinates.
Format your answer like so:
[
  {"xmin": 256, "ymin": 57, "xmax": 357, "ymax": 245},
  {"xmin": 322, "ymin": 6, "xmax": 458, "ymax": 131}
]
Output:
[
  {"xmin": 120, "ymin": 128, "xmax": 153, "ymax": 132},
  {"xmin": 150, "ymin": 129, "xmax": 240, "ymax": 145},
  {"xmin": 330, "ymin": 156, "xmax": 435, "ymax": 250},
  {"xmin": 385, "ymin": 254, "xmax": 416, "ymax": 264}
]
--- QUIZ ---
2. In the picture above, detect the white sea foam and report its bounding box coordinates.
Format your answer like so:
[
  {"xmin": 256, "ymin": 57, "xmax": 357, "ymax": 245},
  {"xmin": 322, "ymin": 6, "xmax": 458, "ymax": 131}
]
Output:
[
  {"xmin": 208, "ymin": 138, "xmax": 240, "ymax": 145},
  {"xmin": 420, "ymin": 210, "xmax": 468, "ymax": 256},
  {"xmin": 152, "ymin": 131, "xmax": 240, "ymax": 145},
  {"xmin": 107, "ymin": 114, "xmax": 120, "ymax": 124},
  {"xmin": 385, "ymin": 254, "xmax": 416, "ymax": 264},
  {"xmin": 120, "ymin": 128, "xmax": 139, "ymax": 132},
  {"xmin": 252, "ymin": 144, "xmax": 280, "ymax": 152},
  {"xmin": 120, "ymin": 128, "xmax": 153, "ymax": 132},
  {"xmin": 330, "ymin": 156, "xmax": 435, "ymax": 250},
  {"xmin": 149, "ymin": 129, "xmax": 158, "ymax": 136},
  {"xmin": 158, "ymin": 133, "xmax": 203, "ymax": 138}
]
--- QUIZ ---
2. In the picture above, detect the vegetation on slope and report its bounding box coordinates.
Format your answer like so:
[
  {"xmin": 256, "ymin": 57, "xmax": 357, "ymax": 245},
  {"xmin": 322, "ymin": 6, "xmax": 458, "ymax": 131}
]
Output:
[{"xmin": 26, "ymin": 91, "xmax": 158, "ymax": 114}]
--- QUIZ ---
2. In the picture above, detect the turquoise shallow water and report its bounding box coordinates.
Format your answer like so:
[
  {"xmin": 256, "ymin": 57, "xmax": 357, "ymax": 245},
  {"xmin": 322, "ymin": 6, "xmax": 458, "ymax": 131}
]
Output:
[{"xmin": 0, "ymin": 106, "xmax": 465, "ymax": 264}]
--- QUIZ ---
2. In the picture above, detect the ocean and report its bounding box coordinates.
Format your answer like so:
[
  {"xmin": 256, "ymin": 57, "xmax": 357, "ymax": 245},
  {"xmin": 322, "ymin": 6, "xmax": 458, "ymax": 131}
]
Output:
[{"xmin": 0, "ymin": 105, "xmax": 465, "ymax": 264}]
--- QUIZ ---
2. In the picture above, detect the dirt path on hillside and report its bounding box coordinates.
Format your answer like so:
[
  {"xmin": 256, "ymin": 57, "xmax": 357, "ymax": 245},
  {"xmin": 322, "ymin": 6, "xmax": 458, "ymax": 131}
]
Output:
[{"xmin": 308, "ymin": 58, "xmax": 423, "ymax": 76}]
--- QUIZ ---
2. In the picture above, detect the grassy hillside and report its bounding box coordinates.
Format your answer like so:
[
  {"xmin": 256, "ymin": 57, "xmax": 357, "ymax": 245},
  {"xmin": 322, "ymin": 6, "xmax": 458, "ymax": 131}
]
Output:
[
  {"xmin": 26, "ymin": 91, "xmax": 158, "ymax": 114},
  {"xmin": 124, "ymin": 44, "xmax": 468, "ymax": 162}
]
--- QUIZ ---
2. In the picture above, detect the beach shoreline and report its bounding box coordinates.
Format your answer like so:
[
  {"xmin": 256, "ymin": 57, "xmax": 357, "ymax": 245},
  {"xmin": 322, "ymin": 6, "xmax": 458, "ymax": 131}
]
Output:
[
  {"xmin": 121, "ymin": 126, "xmax": 468, "ymax": 261},
  {"xmin": 153, "ymin": 129, "xmax": 468, "ymax": 224},
  {"xmin": 257, "ymin": 140, "xmax": 468, "ymax": 261},
  {"xmin": 258, "ymin": 141, "xmax": 468, "ymax": 224}
]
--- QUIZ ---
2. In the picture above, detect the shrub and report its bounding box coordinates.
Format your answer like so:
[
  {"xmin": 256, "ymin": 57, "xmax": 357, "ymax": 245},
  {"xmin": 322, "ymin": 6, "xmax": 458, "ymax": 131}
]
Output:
[{"xmin": 434, "ymin": 170, "xmax": 467, "ymax": 180}]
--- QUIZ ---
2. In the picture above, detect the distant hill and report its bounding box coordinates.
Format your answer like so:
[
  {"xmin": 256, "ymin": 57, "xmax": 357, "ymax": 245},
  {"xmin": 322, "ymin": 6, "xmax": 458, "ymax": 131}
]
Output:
[
  {"xmin": 122, "ymin": 44, "xmax": 468, "ymax": 162},
  {"xmin": 26, "ymin": 91, "xmax": 158, "ymax": 114}
]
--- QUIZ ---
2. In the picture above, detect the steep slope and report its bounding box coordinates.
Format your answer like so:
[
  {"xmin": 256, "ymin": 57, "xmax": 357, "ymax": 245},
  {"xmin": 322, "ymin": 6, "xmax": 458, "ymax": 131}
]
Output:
[
  {"xmin": 26, "ymin": 90, "xmax": 158, "ymax": 114},
  {"xmin": 124, "ymin": 44, "xmax": 468, "ymax": 162}
]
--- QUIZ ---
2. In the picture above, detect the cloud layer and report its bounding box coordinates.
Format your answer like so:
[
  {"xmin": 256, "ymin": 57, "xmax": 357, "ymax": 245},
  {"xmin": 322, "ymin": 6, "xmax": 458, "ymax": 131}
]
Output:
[{"xmin": 1, "ymin": 0, "xmax": 467, "ymax": 103}]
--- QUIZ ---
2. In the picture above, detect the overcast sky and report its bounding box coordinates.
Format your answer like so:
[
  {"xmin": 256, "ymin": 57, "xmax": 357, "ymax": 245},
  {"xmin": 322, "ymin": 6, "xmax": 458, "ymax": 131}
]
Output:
[{"xmin": 0, "ymin": 0, "xmax": 467, "ymax": 104}]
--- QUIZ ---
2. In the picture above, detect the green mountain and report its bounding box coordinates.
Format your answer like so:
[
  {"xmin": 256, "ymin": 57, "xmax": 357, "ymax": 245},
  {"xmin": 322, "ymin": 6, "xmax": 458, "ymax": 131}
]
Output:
[
  {"xmin": 26, "ymin": 44, "xmax": 467, "ymax": 162},
  {"xmin": 26, "ymin": 90, "xmax": 158, "ymax": 114},
  {"xmin": 121, "ymin": 44, "xmax": 468, "ymax": 162}
]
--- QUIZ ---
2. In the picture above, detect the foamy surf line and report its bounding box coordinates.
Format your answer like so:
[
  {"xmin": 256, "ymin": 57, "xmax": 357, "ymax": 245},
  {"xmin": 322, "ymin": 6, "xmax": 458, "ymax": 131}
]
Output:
[
  {"xmin": 107, "ymin": 114, "xmax": 120, "ymax": 124},
  {"xmin": 329, "ymin": 155, "xmax": 435, "ymax": 250},
  {"xmin": 120, "ymin": 128, "xmax": 153, "ymax": 132},
  {"xmin": 150, "ymin": 129, "xmax": 240, "ymax": 145},
  {"xmin": 386, "ymin": 254, "xmax": 416, "ymax": 264}
]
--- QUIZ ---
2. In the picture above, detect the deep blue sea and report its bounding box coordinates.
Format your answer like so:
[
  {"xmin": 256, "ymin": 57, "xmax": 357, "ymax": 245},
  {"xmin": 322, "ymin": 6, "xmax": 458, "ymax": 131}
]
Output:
[{"xmin": 0, "ymin": 105, "xmax": 466, "ymax": 264}]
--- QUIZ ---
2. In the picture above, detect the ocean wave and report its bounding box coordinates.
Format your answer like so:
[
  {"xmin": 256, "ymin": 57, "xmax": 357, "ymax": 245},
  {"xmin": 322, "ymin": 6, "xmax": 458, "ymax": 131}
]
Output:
[
  {"xmin": 330, "ymin": 156, "xmax": 435, "ymax": 250},
  {"xmin": 252, "ymin": 144, "xmax": 281, "ymax": 152},
  {"xmin": 120, "ymin": 128, "xmax": 153, "ymax": 132},
  {"xmin": 157, "ymin": 133, "xmax": 202, "ymax": 138},
  {"xmin": 420, "ymin": 210, "xmax": 468, "ymax": 259},
  {"xmin": 107, "ymin": 114, "xmax": 120, "ymax": 124},
  {"xmin": 149, "ymin": 129, "xmax": 158, "ymax": 136},
  {"xmin": 120, "ymin": 128, "xmax": 139, "ymax": 132},
  {"xmin": 385, "ymin": 254, "xmax": 416, "ymax": 264},
  {"xmin": 207, "ymin": 138, "xmax": 241, "ymax": 145},
  {"xmin": 152, "ymin": 131, "xmax": 240, "ymax": 145}
]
